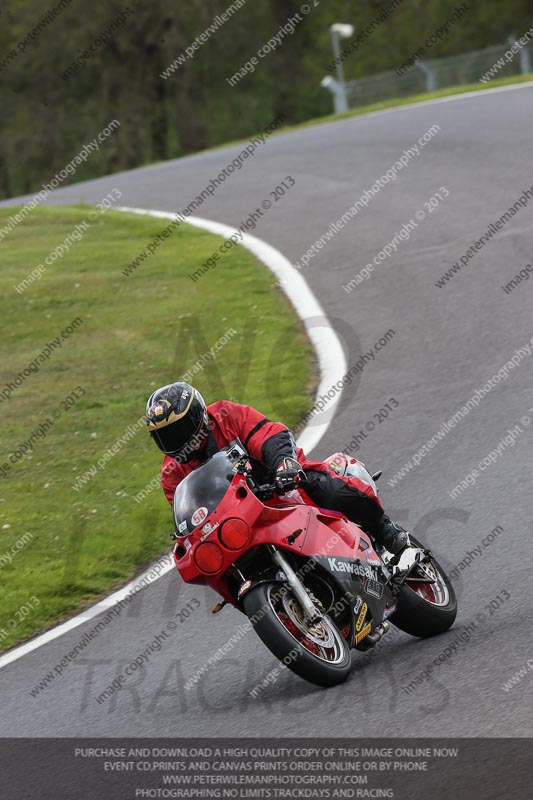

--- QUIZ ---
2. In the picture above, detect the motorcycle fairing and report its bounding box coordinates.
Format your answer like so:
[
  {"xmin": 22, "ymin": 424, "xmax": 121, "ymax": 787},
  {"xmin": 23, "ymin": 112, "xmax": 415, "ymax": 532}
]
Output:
[{"xmin": 312, "ymin": 554, "xmax": 395, "ymax": 647}]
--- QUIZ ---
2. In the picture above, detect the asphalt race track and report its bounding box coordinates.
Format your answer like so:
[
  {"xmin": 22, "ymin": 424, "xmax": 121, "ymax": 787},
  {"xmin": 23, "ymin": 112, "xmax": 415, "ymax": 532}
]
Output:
[{"xmin": 1, "ymin": 84, "xmax": 533, "ymax": 738}]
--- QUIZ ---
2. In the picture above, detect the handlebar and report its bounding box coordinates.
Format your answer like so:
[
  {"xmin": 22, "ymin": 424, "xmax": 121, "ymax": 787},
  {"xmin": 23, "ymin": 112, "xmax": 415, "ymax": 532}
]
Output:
[
  {"xmin": 252, "ymin": 481, "xmax": 303, "ymax": 500},
  {"xmin": 230, "ymin": 455, "xmax": 302, "ymax": 500},
  {"xmin": 252, "ymin": 482, "xmax": 278, "ymax": 501}
]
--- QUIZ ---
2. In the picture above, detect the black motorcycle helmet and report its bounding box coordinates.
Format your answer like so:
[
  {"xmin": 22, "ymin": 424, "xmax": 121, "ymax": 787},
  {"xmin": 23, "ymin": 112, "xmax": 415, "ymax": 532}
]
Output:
[{"xmin": 145, "ymin": 382, "xmax": 209, "ymax": 460}]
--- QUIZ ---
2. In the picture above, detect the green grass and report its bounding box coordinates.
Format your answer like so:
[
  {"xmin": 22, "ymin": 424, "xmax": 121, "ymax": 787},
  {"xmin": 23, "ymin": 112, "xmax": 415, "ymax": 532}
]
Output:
[{"xmin": 0, "ymin": 206, "xmax": 314, "ymax": 650}]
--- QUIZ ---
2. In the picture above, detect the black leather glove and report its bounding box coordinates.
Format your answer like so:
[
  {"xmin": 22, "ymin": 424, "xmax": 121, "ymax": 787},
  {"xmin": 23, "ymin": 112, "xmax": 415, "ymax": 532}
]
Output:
[{"xmin": 274, "ymin": 457, "xmax": 306, "ymax": 493}]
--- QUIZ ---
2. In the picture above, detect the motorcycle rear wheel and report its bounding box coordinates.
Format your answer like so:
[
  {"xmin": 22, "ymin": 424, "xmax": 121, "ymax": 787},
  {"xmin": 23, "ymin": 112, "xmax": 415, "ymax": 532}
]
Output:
[
  {"xmin": 388, "ymin": 535, "xmax": 457, "ymax": 638},
  {"xmin": 243, "ymin": 582, "xmax": 352, "ymax": 688}
]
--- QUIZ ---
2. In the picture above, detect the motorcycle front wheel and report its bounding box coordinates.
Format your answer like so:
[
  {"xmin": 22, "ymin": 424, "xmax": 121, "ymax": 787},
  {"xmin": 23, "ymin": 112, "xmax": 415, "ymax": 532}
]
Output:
[{"xmin": 243, "ymin": 581, "xmax": 352, "ymax": 688}]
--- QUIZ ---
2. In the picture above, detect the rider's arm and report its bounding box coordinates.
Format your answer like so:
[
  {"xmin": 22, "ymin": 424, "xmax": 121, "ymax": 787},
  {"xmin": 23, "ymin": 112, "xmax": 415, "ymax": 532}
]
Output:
[
  {"xmin": 161, "ymin": 456, "xmax": 185, "ymax": 504},
  {"xmin": 210, "ymin": 400, "xmax": 301, "ymax": 474}
]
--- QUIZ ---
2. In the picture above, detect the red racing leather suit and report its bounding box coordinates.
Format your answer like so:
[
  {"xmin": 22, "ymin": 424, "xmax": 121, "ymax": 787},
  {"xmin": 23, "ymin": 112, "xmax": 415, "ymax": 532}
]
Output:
[{"xmin": 160, "ymin": 400, "xmax": 385, "ymax": 533}]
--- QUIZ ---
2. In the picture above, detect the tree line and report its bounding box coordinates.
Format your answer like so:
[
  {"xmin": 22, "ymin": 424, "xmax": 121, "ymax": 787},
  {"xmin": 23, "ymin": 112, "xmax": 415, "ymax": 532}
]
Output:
[{"xmin": 0, "ymin": 0, "xmax": 530, "ymax": 200}]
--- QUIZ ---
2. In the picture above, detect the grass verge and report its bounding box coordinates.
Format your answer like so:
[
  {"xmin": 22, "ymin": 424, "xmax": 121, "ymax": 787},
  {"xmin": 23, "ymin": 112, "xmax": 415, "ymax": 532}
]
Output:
[
  {"xmin": 0, "ymin": 206, "xmax": 313, "ymax": 650},
  {"xmin": 204, "ymin": 73, "xmax": 533, "ymax": 152},
  {"xmin": 293, "ymin": 73, "xmax": 533, "ymax": 131}
]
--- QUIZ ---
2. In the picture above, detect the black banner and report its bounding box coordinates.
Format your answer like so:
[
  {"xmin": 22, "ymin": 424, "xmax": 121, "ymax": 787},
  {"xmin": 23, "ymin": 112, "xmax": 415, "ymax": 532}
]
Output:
[{"xmin": 1, "ymin": 738, "xmax": 532, "ymax": 799}]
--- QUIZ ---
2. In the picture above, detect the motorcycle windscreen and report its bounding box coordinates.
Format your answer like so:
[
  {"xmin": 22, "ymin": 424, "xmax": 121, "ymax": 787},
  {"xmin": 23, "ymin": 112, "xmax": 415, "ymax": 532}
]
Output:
[{"xmin": 172, "ymin": 449, "xmax": 235, "ymax": 536}]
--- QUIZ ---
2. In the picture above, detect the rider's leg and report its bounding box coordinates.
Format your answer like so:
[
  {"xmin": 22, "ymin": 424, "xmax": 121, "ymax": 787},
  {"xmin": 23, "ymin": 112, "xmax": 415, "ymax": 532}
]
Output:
[{"xmin": 301, "ymin": 468, "xmax": 408, "ymax": 555}]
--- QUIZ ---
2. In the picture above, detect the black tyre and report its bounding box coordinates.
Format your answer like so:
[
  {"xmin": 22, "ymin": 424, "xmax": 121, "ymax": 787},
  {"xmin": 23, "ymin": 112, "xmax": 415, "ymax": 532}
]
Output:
[
  {"xmin": 388, "ymin": 536, "xmax": 457, "ymax": 638},
  {"xmin": 243, "ymin": 581, "xmax": 351, "ymax": 688}
]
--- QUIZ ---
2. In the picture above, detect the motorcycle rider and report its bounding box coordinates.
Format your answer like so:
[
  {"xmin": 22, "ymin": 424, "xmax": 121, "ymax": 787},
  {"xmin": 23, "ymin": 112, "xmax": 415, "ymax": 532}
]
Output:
[{"xmin": 145, "ymin": 382, "xmax": 408, "ymax": 555}]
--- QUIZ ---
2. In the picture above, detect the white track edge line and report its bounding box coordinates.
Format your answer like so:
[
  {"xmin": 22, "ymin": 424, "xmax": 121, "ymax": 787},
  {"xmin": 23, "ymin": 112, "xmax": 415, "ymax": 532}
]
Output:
[{"xmin": 0, "ymin": 209, "xmax": 347, "ymax": 670}]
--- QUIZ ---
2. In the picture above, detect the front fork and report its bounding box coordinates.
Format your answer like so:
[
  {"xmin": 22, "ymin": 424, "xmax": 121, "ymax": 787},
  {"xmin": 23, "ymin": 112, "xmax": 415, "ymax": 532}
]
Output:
[
  {"xmin": 270, "ymin": 546, "xmax": 392, "ymax": 651},
  {"xmin": 267, "ymin": 545, "xmax": 322, "ymax": 623}
]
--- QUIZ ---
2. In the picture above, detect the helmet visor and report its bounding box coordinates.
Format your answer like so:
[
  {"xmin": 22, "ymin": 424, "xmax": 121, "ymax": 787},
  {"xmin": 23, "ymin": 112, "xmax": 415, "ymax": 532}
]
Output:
[{"xmin": 150, "ymin": 406, "xmax": 207, "ymax": 459}]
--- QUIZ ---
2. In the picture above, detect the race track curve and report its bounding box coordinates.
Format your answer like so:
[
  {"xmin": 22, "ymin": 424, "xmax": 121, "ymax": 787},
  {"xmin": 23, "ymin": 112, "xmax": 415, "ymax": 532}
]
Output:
[{"xmin": 1, "ymin": 83, "xmax": 533, "ymax": 739}]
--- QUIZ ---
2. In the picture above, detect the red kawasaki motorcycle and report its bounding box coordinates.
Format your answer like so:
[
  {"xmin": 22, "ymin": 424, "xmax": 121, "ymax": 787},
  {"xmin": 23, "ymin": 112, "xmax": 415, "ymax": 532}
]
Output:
[{"xmin": 172, "ymin": 441, "xmax": 457, "ymax": 687}]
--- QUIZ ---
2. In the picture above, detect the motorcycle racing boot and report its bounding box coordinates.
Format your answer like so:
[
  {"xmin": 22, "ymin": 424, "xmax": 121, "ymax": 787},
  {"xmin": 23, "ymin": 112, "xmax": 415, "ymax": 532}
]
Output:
[{"xmin": 371, "ymin": 513, "xmax": 409, "ymax": 556}]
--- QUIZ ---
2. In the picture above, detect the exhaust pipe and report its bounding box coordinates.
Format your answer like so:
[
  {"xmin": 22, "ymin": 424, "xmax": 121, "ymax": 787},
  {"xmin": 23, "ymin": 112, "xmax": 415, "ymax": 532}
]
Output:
[{"xmin": 363, "ymin": 620, "xmax": 390, "ymax": 647}]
